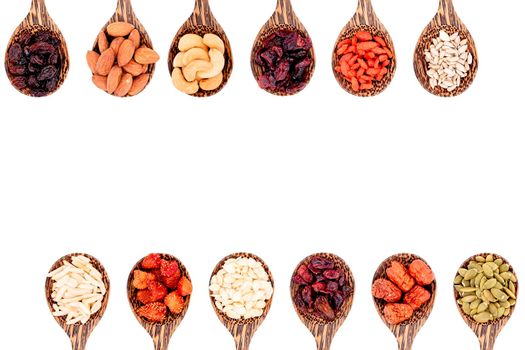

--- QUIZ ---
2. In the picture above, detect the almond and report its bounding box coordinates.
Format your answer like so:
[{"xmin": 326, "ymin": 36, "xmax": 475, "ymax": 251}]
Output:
[
  {"xmin": 114, "ymin": 73, "xmax": 133, "ymax": 97},
  {"xmin": 128, "ymin": 73, "xmax": 150, "ymax": 96},
  {"xmin": 110, "ymin": 37, "xmax": 125, "ymax": 54},
  {"xmin": 129, "ymin": 29, "xmax": 141, "ymax": 49},
  {"xmin": 95, "ymin": 48, "xmax": 115, "ymax": 76},
  {"xmin": 86, "ymin": 51, "xmax": 100, "ymax": 74},
  {"xmin": 134, "ymin": 47, "xmax": 160, "ymax": 65},
  {"xmin": 92, "ymin": 75, "xmax": 108, "ymax": 91},
  {"xmin": 123, "ymin": 59, "xmax": 144, "ymax": 76},
  {"xmin": 117, "ymin": 39, "xmax": 135, "ymax": 67},
  {"xmin": 107, "ymin": 22, "xmax": 135, "ymax": 37},
  {"xmin": 107, "ymin": 66, "xmax": 123, "ymax": 94},
  {"xmin": 98, "ymin": 31, "xmax": 109, "ymax": 52}
]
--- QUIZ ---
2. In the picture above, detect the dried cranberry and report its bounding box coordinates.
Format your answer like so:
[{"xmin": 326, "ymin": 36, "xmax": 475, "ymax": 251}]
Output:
[
  {"xmin": 301, "ymin": 286, "xmax": 313, "ymax": 307},
  {"xmin": 311, "ymin": 258, "xmax": 334, "ymax": 271},
  {"xmin": 315, "ymin": 296, "xmax": 335, "ymax": 321},
  {"xmin": 333, "ymin": 292, "xmax": 345, "ymax": 310},
  {"xmin": 327, "ymin": 281, "xmax": 339, "ymax": 293},
  {"xmin": 312, "ymin": 282, "xmax": 326, "ymax": 293},
  {"xmin": 293, "ymin": 275, "xmax": 308, "ymax": 286},
  {"xmin": 274, "ymin": 59, "xmax": 290, "ymax": 82},
  {"xmin": 297, "ymin": 265, "xmax": 313, "ymax": 284},
  {"xmin": 323, "ymin": 269, "xmax": 340, "ymax": 280}
]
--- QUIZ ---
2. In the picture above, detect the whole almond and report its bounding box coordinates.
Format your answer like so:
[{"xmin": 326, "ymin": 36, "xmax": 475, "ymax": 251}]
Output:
[
  {"xmin": 114, "ymin": 73, "xmax": 133, "ymax": 97},
  {"xmin": 134, "ymin": 47, "xmax": 160, "ymax": 65},
  {"xmin": 128, "ymin": 73, "xmax": 150, "ymax": 96},
  {"xmin": 117, "ymin": 39, "xmax": 135, "ymax": 67},
  {"xmin": 107, "ymin": 22, "xmax": 135, "ymax": 37},
  {"xmin": 123, "ymin": 59, "xmax": 144, "ymax": 76},
  {"xmin": 92, "ymin": 75, "xmax": 108, "ymax": 91},
  {"xmin": 86, "ymin": 51, "xmax": 100, "ymax": 74},
  {"xmin": 110, "ymin": 37, "xmax": 125, "ymax": 54},
  {"xmin": 129, "ymin": 29, "xmax": 141, "ymax": 49},
  {"xmin": 96, "ymin": 48, "xmax": 115, "ymax": 76},
  {"xmin": 98, "ymin": 31, "xmax": 109, "ymax": 52},
  {"xmin": 107, "ymin": 66, "xmax": 123, "ymax": 94}
]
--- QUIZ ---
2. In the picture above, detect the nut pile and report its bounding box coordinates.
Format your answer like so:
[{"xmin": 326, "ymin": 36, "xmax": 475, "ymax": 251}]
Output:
[
  {"xmin": 292, "ymin": 255, "xmax": 353, "ymax": 322},
  {"xmin": 132, "ymin": 254, "xmax": 192, "ymax": 322},
  {"xmin": 48, "ymin": 255, "xmax": 106, "ymax": 325},
  {"xmin": 172, "ymin": 33, "xmax": 226, "ymax": 95},
  {"xmin": 254, "ymin": 29, "xmax": 313, "ymax": 95},
  {"xmin": 86, "ymin": 22, "xmax": 159, "ymax": 97},
  {"xmin": 454, "ymin": 254, "xmax": 517, "ymax": 323},
  {"xmin": 210, "ymin": 256, "xmax": 273, "ymax": 320},
  {"xmin": 6, "ymin": 29, "xmax": 64, "ymax": 96},
  {"xmin": 424, "ymin": 30, "xmax": 473, "ymax": 92},
  {"xmin": 335, "ymin": 30, "xmax": 393, "ymax": 92},
  {"xmin": 373, "ymin": 259, "xmax": 435, "ymax": 325}
]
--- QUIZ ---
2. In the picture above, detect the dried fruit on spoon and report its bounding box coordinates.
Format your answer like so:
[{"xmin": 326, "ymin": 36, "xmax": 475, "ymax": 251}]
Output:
[
  {"xmin": 131, "ymin": 253, "xmax": 192, "ymax": 322},
  {"xmin": 291, "ymin": 255, "xmax": 353, "ymax": 322},
  {"xmin": 373, "ymin": 259, "xmax": 435, "ymax": 325},
  {"xmin": 334, "ymin": 30, "xmax": 393, "ymax": 92}
]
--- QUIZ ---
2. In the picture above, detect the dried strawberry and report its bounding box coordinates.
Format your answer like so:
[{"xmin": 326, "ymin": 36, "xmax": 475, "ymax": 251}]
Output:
[
  {"xmin": 147, "ymin": 280, "xmax": 168, "ymax": 302},
  {"xmin": 160, "ymin": 260, "xmax": 180, "ymax": 278},
  {"xmin": 133, "ymin": 270, "xmax": 155, "ymax": 290},
  {"xmin": 165, "ymin": 292, "xmax": 185, "ymax": 314},
  {"xmin": 162, "ymin": 274, "xmax": 181, "ymax": 289},
  {"xmin": 142, "ymin": 254, "xmax": 162, "ymax": 269},
  {"xmin": 177, "ymin": 276, "xmax": 192, "ymax": 296},
  {"xmin": 137, "ymin": 302, "xmax": 167, "ymax": 322},
  {"xmin": 137, "ymin": 290, "xmax": 156, "ymax": 304}
]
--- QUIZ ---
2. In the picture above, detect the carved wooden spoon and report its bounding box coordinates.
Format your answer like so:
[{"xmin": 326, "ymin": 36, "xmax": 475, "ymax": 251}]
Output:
[
  {"xmin": 251, "ymin": 0, "xmax": 315, "ymax": 96},
  {"xmin": 45, "ymin": 253, "xmax": 110, "ymax": 350},
  {"xmin": 209, "ymin": 252, "xmax": 274, "ymax": 350},
  {"xmin": 5, "ymin": 0, "xmax": 69, "ymax": 97},
  {"xmin": 332, "ymin": 0, "xmax": 396, "ymax": 96},
  {"xmin": 454, "ymin": 253, "xmax": 519, "ymax": 350},
  {"xmin": 414, "ymin": 0, "xmax": 478, "ymax": 97},
  {"xmin": 168, "ymin": 0, "xmax": 233, "ymax": 97},
  {"xmin": 372, "ymin": 253, "xmax": 437, "ymax": 350},
  {"xmin": 127, "ymin": 254, "xmax": 192, "ymax": 350},
  {"xmin": 291, "ymin": 253, "xmax": 355, "ymax": 350}
]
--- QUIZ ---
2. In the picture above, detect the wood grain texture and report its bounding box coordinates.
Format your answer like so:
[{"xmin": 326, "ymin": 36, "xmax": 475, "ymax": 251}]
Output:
[
  {"xmin": 45, "ymin": 253, "xmax": 110, "ymax": 350},
  {"xmin": 127, "ymin": 254, "xmax": 192, "ymax": 350},
  {"xmin": 373, "ymin": 253, "xmax": 437, "ymax": 350},
  {"xmin": 210, "ymin": 253, "xmax": 274, "ymax": 350},
  {"xmin": 291, "ymin": 253, "xmax": 354, "ymax": 350},
  {"xmin": 454, "ymin": 253, "xmax": 519, "ymax": 350},
  {"xmin": 167, "ymin": 0, "xmax": 233, "ymax": 97},
  {"xmin": 332, "ymin": 0, "xmax": 396, "ymax": 97},
  {"xmin": 250, "ymin": 0, "xmax": 316, "ymax": 96},
  {"xmin": 413, "ymin": 0, "xmax": 478, "ymax": 97}
]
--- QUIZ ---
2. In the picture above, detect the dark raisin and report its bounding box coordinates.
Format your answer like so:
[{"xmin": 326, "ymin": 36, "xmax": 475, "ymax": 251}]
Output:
[
  {"xmin": 28, "ymin": 41, "xmax": 55, "ymax": 55},
  {"xmin": 45, "ymin": 78, "xmax": 58, "ymax": 92},
  {"xmin": 48, "ymin": 52, "xmax": 59, "ymax": 65},
  {"xmin": 37, "ymin": 65, "xmax": 57, "ymax": 81},
  {"xmin": 8, "ymin": 43, "xmax": 23, "ymax": 62},
  {"xmin": 28, "ymin": 75, "xmax": 39, "ymax": 88},
  {"xmin": 11, "ymin": 76, "xmax": 27, "ymax": 89},
  {"xmin": 8, "ymin": 64, "xmax": 26, "ymax": 75}
]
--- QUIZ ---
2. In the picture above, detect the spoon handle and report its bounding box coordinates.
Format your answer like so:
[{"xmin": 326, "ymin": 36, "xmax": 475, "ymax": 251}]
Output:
[
  {"xmin": 436, "ymin": 0, "xmax": 457, "ymax": 25},
  {"xmin": 231, "ymin": 324, "xmax": 254, "ymax": 350},
  {"xmin": 353, "ymin": 0, "xmax": 376, "ymax": 25},
  {"xmin": 478, "ymin": 333, "xmax": 497, "ymax": 350},
  {"xmin": 394, "ymin": 325, "xmax": 415, "ymax": 350},
  {"xmin": 115, "ymin": 0, "xmax": 134, "ymax": 20},
  {"xmin": 68, "ymin": 327, "xmax": 89, "ymax": 350},
  {"xmin": 192, "ymin": 0, "xmax": 213, "ymax": 26},
  {"xmin": 273, "ymin": 0, "xmax": 295, "ymax": 25}
]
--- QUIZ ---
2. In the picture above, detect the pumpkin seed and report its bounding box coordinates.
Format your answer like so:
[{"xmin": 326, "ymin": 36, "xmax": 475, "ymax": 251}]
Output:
[
  {"xmin": 483, "ymin": 278, "xmax": 497, "ymax": 290},
  {"xmin": 491, "ymin": 288, "xmax": 507, "ymax": 301},
  {"xmin": 489, "ymin": 303, "xmax": 498, "ymax": 317},
  {"xmin": 473, "ymin": 312, "xmax": 492, "ymax": 323},
  {"xmin": 495, "ymin": 282, "xmax": 504, "ymax": 290},
  {"xmin": 497, "ymin": 307, "xmax": 505, "ymax": 318},
  {"xmin": 461, "ymin": 287, "xmax": 477, "ymax": 293},
  {"xmin": 462, "ymin": 303, "xmax": 471, "ymax": 315},
  {"xmin": 458, "ymin": 268, "xmax": 468, "ymax": 277},
  {"xmin": 474, "ymin": 273, "xmax": 483, "ymax": 287},
  {"xmin": 509, "ymin": 299, "xmax": 516, "ymax": 306},
  {"xmin": 500, "ymin": 300, "xmax": 510, "ymax": 309},
  {"xmin": 464, "ymin": 269, "xmax": 478, "ymax": 280},
  {"xmin": 483, "ymin": 290, "xmax": 497, "ymax": 302},
  {"xmin": 494, "ymin": 258, "xmax": 503, "ymax": 266},
  {"xmin": 477, "ymin": 302, "xmax": 489, "ymax": 313},
  {"xmin": 462, "ymin": 279, "xmax": 470, "ymax": 287},
  {"xmin": 475, "ymin": 256, "xmax": 486, "ymax": 263},
  {"xmin": 503, "ymin": 287, "xmax": 516, "ymax": 300},
  {"xmin": 470, "ymin": 299, "xmax": 481, "ymax": 310},
  {"xmin": 495, "ymin": 273, "xmax": 505, "ymax": 285},
  {"xmin": 486, "ymin": 255, "xmax": 494, "ymax": 262},
  {"xmin": 509, "ymin": 281, "xmax": 516, "ymax": 294},
  {"xmin": 454, "ymin": 275, "xmax": 463, "ymax": 284},
  {"xmin": 500, "ymin": 264, "xmax": 510, "ymax": 273},
  {"xmin": 504, "ymin": 308, "xmax": 510, "ymax": 316},
  {"xmin": 462, "ymin": 295, "xmax": 478, "ymax": 303}
]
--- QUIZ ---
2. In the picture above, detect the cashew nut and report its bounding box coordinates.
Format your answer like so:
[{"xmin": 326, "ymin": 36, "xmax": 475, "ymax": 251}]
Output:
[
  {"xmin": 203, "ymin": 34, "xmax": 225, "ymax": 54},
  {"xmin": 173, "ymin": 52, "xmax": 185, "ymax": 68},
  {"xmin": 182, "ymin": 48, "xmax": 209, "ymax": 66},
  {"xmin": 182, "ymin": 60, "xmax": 213, "ymax": 82},
  {"xmin": 172, "ymin": 68, "xmax": 199, "ymax": 95},
  {"xmin": 178, "ymin": 34, "xmax": 207, "ymax": 52},
  {"xmin": 198, "ymin": 49, "xmax": 225, "ymax": 79},
  {"xmin": 199, "ymin": 72, "xmax": 224, "ymax": 91}
]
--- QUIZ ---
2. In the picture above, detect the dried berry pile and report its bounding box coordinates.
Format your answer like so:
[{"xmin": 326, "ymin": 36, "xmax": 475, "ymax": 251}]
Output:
[
  {"xmin": 292, "ymin": 256, "xmax": 352, "ymax": 322},
  {"xmin": 6, "ymin": 29, "xmax": 63, "ymax": 97},
  {"xmin": 334, "ymin": 30, "xmax": 393, "ymax": 93},
  {"xmin": 372, "ymin": 259, "xmax": 434, "ymax": 325},
  {"xmin": 254, "ymin": 29, "xmax": 313, "ymax": 95},
  {"xmin": 131, "ymin": 253, "xmax": 192, "ymax": 322}
]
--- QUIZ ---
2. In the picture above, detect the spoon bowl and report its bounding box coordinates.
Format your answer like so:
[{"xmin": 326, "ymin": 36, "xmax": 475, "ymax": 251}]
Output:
[
  {"xmin": 45, "ymin": 253, "xmax": 110, "ymax": 350},
  {"xmin": 414, "ymin": 0, "xmax": 478, "ymax": 97},
  {"xmin": 332, "ymin": 0, "xmax": 396, "ymax": 96},
  {"xmin": 291, "ymin": 253, "xmax": 354, "ymax": 350},
  {"xmin": 127, "ymin": 253, "xmax": 191, "ymax": 350},
  {"xmin": 210, "ymin": 252, "xmax": 274, "ymax": 350},
  {"xmin": 372, "ymin": 253, "xmax": 436, "ymax": 350}
]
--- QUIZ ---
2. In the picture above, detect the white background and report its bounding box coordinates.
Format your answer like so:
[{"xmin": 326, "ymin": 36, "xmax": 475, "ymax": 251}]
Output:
[{"xmin": 0, "ymin": 0, "xmax": 524, "ymax": 349}]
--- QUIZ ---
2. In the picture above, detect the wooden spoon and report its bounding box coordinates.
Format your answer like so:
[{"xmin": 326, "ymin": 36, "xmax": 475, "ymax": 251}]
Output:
[
  {"xmin": 372, "ymin": 253, "xmax": 437, "ymax": 350},
  {"xmin": 127, "ymin": 254, "xmax": 192, "ymax": 350},
  {"xmin": 290, "ymin": 253, "xmax": 355, "ymax": 350},
  {"xmin": 454, "ymin": 253, "xmax": 519, "ymax": 350},
  {"xmin": 332, "ymin": 0, "xmax": 396, "ymax": 97},
  {"xmin": 251, "ymin": 0, "xmax": 316, "ymax": 96},
  {"xmin": 209, "ymin": 252, "xmax": 274, "ymax": 350},
  {"xmin": 45, "ymin": 253, "xmax": 110, "ymax": 350},
  {"xmin": 4, "ymin": 0, "xmax": 69, "ymax": 97},
  {"xmin": 168, "ymin": 0, "xmax": 233, "ymax": 97},
  {"xmin": 414, "ymin": 0, "xmax": 478, "ymax": 97}
]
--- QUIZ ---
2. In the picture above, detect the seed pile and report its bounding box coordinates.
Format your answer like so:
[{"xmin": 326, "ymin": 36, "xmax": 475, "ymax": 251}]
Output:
[
  {"xmin": 335, "ymin": 30, "xmax": 393, "ymax": 92},
  {"xmin": 6, "ymin": 29, "xmax": 63, "ymax": 96},
  {"xmin": 87, "ymin": 22, "xmax": 159, "ymax": 97},
  {"xmin": 172, "ymin": 33, "xmax": 226, "ymax": 95},
  {"xmin": 424, "ymin": 30, "xmax": 473, "ymax": 92},
  {"xmin": 454, "ymin": 254, "xmax": 517, "ymax": 323},
  {"xmin": 373, "ymin": 259, "xmax": 435, "ymax": 325},
  {"xmin": 48, "ymin": 255, "xmax": 106, "ymax": 325},
  {"xmin": 292, "ymin": 255, "xmax": 353, "ymax": 322},
  {"xmin": 210, "ymin": 257, "xmax": 273, "ymax": 320},
  {"xmin": 132, "ymin": 254, "xmax": 192, "ymax": 322}
]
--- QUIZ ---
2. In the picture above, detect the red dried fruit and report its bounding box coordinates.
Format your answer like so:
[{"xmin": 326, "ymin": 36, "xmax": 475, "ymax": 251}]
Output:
[
  {"xmin": 386, "ymin": 261, "xmax": 415, "ymax": 292},
  {"xmin": 162, "ymin": 274, "xmax": 180, "ymax": 289},
  {"xmin": 293, "ymin": 275, "xmax": 308, "ymax": 285},
  {"xmin": 133, "ymin": 270, "xmax": 155, "ymax": 290},
  {"xmin": 312, "ymin": 282, "xmax": 326, "ymax": 293},
  {"xmin": 408, "ymin": 260, "xmax": 435, "ymax": 286},
  {"xmin": 147, "ymin": 280, "xmax": 168, "ymax": 302},
  {"xmin": 311, "ymin": 258, "xmax": 335, "ymax": 271},
  {"xmin": 323, "ymin": 270, "xmax": 340, "ymax": 280},
  {"xmin": 372, "ymin": 278, "xmax": 403, "ymax": 303},
  {"xmin": 8, "ymin": 43, "xmax": 23, "ymax": 62},
  {"xmin": 404, "ymin": 285, "xmax": 431, "ymax": 310},
  {"xmin": 28, "ymin": 42, "xmax": 55, "ymax": 55},
  {"xmin": 327, "ymin": 281, "xmax": 339, "ymax": 293},
  {"xmin": 383, "ymin": 303, "xmax": 414, "ymax": 325},
  {"xmin": 315, "ymin": 296, "xmax": 335, "ymax": 321},
  {"xmin": 297, "ymin": 265, "xmax": 314, "ymax": 284},
  {"xmin": 165, "ymin": 292, "xmax": 185, "ymax": 314},
  {"xmin": 11, "ymin": 76, "xmax": 27, "ymax": 89},
  {"xmin": 301, "ymin": 286, "xmax": 313, "ymax": 307},
  {"xmin": 137, "ymin": 302, "xmax": 167, "ymax": 322},
  {"xmin": 142, "ymin": 253, "xmax": 162, "ymax": 269},
  {"xmin": 160, "ymin": 260, "xmax": 180, "ymax": 278},
  {"xmin": 37, "ymin": 65, "xmax": 57, "ymax": 81},
  {"xmin": 177, "ymin": 276, "xmax": 192, "ymax": 296},
  {"xmin": 137, "ymin": 290, "xmax": 156, "ymax": 304}
]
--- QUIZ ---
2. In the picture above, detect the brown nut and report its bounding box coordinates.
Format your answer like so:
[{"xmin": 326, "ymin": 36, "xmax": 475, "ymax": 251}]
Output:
[
  {"xmin": 98, "ymin": 31, "xmax": 109, "ymax": 52},
  {"xmin": 107, "ymin": 66, "xmax": 123, "ymax": 94},
  {"xmin": 172, "ymin": 68, "xmax": 199, "ymax": 95},
  {"xmin": 110, "ymin": 37, "xmax": 125, "ymax": 54},
  {"xmin": 199, "ymin": 72, "xmax": 223, "ymax": 91},
  {"xmin": 128, "ymin": 73, "xmax": 150, "ymax": 96},
  {"xmin": 95, "ymin": 48, "xmax": 115, "ymax": 76},
  {"xmin": 86, "ymin": 51, "xmax": 100, "ymax": 74},
  {"xmin": 114, "ymin": 73, "xmax": 133, "ymax": 97},
  {"xmin": 107, "ymin": 22, "xmax": 135, "ymax": 37},
  {"xmin": 117, "ymin": 39, "xmax": 135, "ymax": 67}
]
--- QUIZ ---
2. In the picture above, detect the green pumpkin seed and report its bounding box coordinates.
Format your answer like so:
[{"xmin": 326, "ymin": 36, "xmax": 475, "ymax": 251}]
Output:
[
  {"xmin": 495, "ymin": 273, "xmax": 505, "ymax": 285},
  {"xmin": 497, "ymin": 307, "xmax": 505, "ymax": 318},
  {"xmin": 486, "ymin": 255, "xmax": 494, "ymax": 262},
  {"xmin": 509, "ymin": 299, "xmax": 516, "ymax": 306},
  {"xmin": 509, "ymin": 281, "xmax": 516, "ymax": 294},
  {"xmin": 504, "ymin": 308, "xmax": 511, "ymax": 316},
  {"xmin": 483, "ymin": 264, "xmax": 494, "ymax": 277},
  {"xmin": 470, "ymin": 279, "xmax": 476, "ymax": 288},
  {"xmin": 454, "ymin": 275, "xmax": 463, "ymax": 284},
  {"xmin": 458, "ymin": 268, "xmax": 468, "ymax": 277},
  {"xmin": 474, "ymin": 273, "xmax": 483, "ymax": 286},
  {"xmin": 500, "ymin": 300, "xmax": 510, "ymax": 309},
  {"xmin": 470, "ymin": 299, "xmax": 481, "ymax": 310},
  {"xmin": 461, "ymin": 287, "xmax": 477, "ymax": 293},
  {"xmin": 477, "ymin": 302, "xmax": 489, "ymax": 313},
  {"xmin": 503, "ymin": 288, "xmax": 516, "ymax": 300},
  {"xmin": 480, "ymin": 276, "xmax": 488, "ymax": 289},
  {"xmin": 495, "ymin": 282, "xmax": 504, "ymax": 290},
  {"xmin": 462, "ymin": 303, "xmax": 471, "ymax": 314},
  {"xmin": 491, "ymin": 288, "xmax": 507, "ymax": 301},
  {"xmin": 464, "ymin": 269, "xmax": 478, "ymax": 280},
  {"xmin": 473, "ymin": 312, "xmax": 493, "ymax": 323},
  {"xmin": 494, "ymin": 258, "xmax": 503, "ymax": 266},
  {"xmin": 454, "ymin": 285, "xmax": 463, "ymax": 292},
  {"xmin": 483, "ymin": 278, "xmax": 497, "ymax": 290},
  {"xmin": 476, "ymin": 290, "xmax": 482, "ymax": 298},
  {"xmin": 489, "ymin": 303, "xmax": 498, "ymax": 317},
  {"xmin": 500, "ymin": 264, "xmax": 510, "ymax": 273},
  {"xmin": 462, "ymin": 279, "xmax": 470, "ymax": 287},
  {"xmin": 475, "ymin": 256, "xmax": 486, "ymax": 263},
  {"xmin": 462, "ymin": 295, "xmax": 478, "ymax": 303},
  {"xmin": 483, "ymin": 290, "xmax": 498, "ymax": 302}
]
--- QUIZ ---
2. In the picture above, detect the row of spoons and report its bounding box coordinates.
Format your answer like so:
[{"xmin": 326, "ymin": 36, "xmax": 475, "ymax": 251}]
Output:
[
  {"xmin": 5, "ymin": 0, "xmax": 478, "ymax": 98},
  {"xmin": 45, "ymin": 252, "xmax": 518, "ymax": 350}
]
